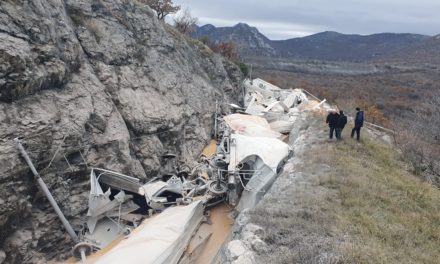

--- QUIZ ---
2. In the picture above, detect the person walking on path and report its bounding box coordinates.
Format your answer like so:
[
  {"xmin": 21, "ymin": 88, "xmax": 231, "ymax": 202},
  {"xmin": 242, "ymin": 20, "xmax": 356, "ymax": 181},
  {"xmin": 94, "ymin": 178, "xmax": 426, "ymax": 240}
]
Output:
[
  {"xmin": 351, "ymin": 107, "xmax": 364, "ymax": 141},
  {"xmin": 326, "ymin": 109, "xmax": 339, "ymax": 139},
  {"xmin": 335, "ymin": 110, "xmax": 347, "ymax": 140}
]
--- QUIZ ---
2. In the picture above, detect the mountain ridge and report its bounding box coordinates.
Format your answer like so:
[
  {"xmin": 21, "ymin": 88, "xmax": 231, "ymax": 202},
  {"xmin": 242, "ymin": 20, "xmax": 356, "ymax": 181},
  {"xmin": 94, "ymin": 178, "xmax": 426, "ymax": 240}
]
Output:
[
  {"xmin": 193, "ymin": 23, "xmax": 276, "ymax": 57},
  {"xmin": 193, "ymin": 23, "xmax": 434, "ymax": 62}
]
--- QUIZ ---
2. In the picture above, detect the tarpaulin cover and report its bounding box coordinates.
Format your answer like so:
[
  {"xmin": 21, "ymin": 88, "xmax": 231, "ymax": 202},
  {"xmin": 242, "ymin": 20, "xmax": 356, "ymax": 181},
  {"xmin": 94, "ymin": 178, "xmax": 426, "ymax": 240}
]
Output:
[
  {"xmin": 224, "ymin": 114, "xmax": 281, "ymax": 139},
  {"xmin": 269, "ymin": 120, "xmax": 295, "ymax": 134},
  {"xmin": 90, "ymin": 201, "xmax": 204, "ymax": 264}
]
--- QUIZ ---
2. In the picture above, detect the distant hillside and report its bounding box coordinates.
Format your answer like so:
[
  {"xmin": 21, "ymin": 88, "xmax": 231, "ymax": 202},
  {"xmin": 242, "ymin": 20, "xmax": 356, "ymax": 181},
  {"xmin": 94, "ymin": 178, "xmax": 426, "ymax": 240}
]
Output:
[
  {"xmin": 377, "ymin": 34, "xmax": 440, "ymax": 64},
  {"xmin": 194, "ymin": 23, "xmax": 432, "ymax": 62},
  {"xmin": 272, "ymin": 31, "xmax": 429, "ymax": 62},
  {"xmin": 193, "ymin": 23, "xmax": 277, "ymax": 57}
]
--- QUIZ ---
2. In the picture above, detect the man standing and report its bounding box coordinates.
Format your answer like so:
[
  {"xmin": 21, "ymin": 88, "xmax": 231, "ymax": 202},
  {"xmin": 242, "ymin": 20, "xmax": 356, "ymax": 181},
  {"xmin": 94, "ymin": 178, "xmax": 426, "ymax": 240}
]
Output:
[
  {"xmin": 336, "ymin": 110, "xmax": 347, "ymax": 140},
  {"xmin": 351, "ymin": 107, "xmax": 364, "ymax": 141},
  {"xmin": 326, "ymin": 110, "xmax": 339, "ymax": 139}
]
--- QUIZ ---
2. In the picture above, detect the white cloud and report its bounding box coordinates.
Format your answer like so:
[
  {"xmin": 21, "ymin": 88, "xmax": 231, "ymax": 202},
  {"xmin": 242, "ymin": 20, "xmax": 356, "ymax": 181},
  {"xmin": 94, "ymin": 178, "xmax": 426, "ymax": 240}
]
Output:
[{"xmin": 191, "ymin": 17, "xmax": 320, "ymax": 39}]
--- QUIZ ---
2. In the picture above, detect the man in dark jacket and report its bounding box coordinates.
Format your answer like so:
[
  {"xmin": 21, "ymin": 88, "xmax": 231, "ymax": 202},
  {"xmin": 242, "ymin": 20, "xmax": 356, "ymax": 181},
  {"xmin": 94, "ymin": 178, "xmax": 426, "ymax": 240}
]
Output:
[
  {"xmin": 351, "ymin": 107, "xmax": 364, "ymax": 141},
  {"xmin": 326, "ymin": 110, "xmax": 339, "ymax": 139},
  {"xmin": 335, "ymin": 110, "xmax": 347, "ymax": 140}
]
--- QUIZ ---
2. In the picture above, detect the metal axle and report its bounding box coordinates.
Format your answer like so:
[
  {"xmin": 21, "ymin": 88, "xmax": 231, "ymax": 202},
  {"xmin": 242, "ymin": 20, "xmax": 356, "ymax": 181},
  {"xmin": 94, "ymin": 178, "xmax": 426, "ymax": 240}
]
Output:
[{"xmin": 14, "ymin": 138, "xmax": 78, "ymax": 242}]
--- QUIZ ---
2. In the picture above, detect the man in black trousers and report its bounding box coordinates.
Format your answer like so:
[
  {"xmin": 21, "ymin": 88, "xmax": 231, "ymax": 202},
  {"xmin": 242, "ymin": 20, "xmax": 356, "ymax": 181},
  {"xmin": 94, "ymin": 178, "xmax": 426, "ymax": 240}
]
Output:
[
  {"xmin": 336, "ymin": 110, "xmax": 347, "ymax": 140},
  {"xmin": 351, "ymin": 107, "xmax": 364, "ymax": 141},
  {"xmin": 326, "ymin": 110, "xmax": 339, "ymax": 139}
]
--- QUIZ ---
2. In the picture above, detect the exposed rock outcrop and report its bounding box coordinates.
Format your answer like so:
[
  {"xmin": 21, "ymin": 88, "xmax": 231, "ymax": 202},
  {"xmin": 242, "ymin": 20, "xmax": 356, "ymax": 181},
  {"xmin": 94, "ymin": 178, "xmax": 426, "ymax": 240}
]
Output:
[
  {"xmin": 0, "ymin": 0, "xmax": 242, "ymax": 263},
  {"xmin": 193, "ymin": 23, "xmax": 278, "ymax": 57}
]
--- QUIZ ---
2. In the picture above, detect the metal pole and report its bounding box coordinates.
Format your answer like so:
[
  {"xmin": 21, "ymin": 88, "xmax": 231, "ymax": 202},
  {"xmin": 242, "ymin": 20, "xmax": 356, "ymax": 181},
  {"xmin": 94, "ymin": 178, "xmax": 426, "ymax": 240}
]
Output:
[
  {"xmin": 249, "ymin": 64, "xmax": 252, "ymax": 81},
  {"xmin": 302, "ymin": 89, "xmax": 322, "ymax": 102},
  {"xmin": 14, "ymin": 138, "xmax": 78, "ymax": 242},
  {"xmin": 80, "ymin": 250, "xmax": 87, "ymax": 263},
  {"xmin": 214, "ymin": 100, "xmax": 218, "ymax": 139}
]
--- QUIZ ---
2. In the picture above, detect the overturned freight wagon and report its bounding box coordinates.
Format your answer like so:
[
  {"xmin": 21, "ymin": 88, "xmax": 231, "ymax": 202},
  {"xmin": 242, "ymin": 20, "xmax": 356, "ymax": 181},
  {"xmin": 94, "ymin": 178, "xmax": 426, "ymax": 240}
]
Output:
[{"xmin": 13, "ymin": 78, "xmax": 312, "ymax": 263}]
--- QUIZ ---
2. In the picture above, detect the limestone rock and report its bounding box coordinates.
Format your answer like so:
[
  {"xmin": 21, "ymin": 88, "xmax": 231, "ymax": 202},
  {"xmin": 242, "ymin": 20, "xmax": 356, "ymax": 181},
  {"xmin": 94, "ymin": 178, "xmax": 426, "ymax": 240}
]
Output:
[
  {"xmin": 226, "ymin": 240, "xmax": 247, "ymax": 261},
  {"xmin": 240, "ymin": 223, "xmax": 263, "ymax": 246},
  {"xmin": 250, "ymin": 238, "xmax": 268, "ymax": 254},
  {"xmin": 242, "ymin": 223, "xmax": 263, "ymax": 237},
  {"xmin": 233, "ymin": 252, "xmax": 256, "ymax": 264}
]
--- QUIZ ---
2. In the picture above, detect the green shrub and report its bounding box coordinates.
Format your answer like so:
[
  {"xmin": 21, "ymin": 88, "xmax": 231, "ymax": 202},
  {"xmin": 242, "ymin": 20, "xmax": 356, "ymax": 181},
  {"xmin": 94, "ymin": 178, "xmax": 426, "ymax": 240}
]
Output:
[{"xmin": 237, "ymin": 62, "xmax": 249, "ymax": 77}]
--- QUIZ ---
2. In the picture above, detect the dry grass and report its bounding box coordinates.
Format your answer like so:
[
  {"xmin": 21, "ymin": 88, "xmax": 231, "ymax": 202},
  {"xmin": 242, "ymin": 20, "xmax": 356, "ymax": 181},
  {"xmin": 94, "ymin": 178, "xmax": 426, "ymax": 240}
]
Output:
[
  {"xmin": 250, "ymin": 119, "xmax": 440, "ymax": 263},
  {"xmin": 331, "ymin": 137, "xmax": 440, "ymax": 264},
  {"xmin": 250, "ymin": 118, "xmax": 343, "ymax": 263}
]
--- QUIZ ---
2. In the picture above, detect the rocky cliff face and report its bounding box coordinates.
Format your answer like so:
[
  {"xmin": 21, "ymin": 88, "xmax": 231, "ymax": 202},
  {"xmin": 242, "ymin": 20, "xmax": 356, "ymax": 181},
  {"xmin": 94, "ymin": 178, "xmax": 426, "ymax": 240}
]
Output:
[
  {"xmin": 0, "ymin": 0, "xmax": 242, "ymax": 263},
  {"xmin": 193, "ymin": 23, "xmax": 278, "ymax": 57}
]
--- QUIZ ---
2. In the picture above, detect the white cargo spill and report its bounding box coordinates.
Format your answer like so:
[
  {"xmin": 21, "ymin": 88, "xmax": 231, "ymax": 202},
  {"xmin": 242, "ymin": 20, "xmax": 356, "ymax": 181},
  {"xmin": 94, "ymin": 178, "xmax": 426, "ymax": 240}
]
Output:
[
  {"xmin": 269, "ymin": 120, "xmax": 295, "ymax": 134},
  {"xmin": 221, "ymin": 78, "xmax": 311, "ymax": 211},
  {"xmin": 243, "ymin": 78, "xmax": 308, "ymax": 116},
  {"xmin": 224, "ymin": 114, "xmax": 282, "ymax": 139},
  {"xmin": 90, "ymin": 201, "xmax": 204, "ymax": 264}
]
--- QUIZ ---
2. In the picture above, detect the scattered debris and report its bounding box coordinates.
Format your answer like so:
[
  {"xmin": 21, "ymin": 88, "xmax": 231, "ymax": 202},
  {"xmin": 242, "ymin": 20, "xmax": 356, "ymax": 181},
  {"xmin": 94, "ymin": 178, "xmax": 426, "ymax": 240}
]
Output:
[{"xmin": 15, "ymin": 78, "xmax": 315, "ymax": 263}]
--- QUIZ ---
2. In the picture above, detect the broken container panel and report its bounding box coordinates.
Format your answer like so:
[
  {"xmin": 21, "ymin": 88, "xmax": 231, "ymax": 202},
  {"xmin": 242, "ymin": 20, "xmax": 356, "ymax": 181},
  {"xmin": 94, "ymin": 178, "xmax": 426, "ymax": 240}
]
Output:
[{"xmin": 236, "ymin": 157, "xmax": 277, "ymax": 211}]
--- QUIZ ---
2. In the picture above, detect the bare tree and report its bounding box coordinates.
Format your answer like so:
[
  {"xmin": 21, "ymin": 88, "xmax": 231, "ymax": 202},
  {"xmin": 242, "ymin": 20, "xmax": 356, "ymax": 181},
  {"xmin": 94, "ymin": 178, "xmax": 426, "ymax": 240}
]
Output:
[
  {"xmin": 210, "ymin": 42, "xmax": 237, "ymax": 60},
  {"xmin": 140, "ymin": 0, "xmax": 180, "ymax": 20},
  {"xmin": 173, "ymin": 9, "xmax": 198, "ymax": 35}
]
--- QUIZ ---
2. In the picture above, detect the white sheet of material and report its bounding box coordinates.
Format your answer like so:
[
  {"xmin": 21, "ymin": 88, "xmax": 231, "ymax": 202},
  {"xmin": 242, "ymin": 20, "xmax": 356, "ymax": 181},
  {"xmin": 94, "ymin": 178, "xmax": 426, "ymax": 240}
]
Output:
[
  {"xmin": 283, "ymin": 93, "xmax": 298, "ymax": 108},
  {"xmin": 314, "ymin": 99, "xmax": 327, "ymax": 109},
  {"xmin": 244, "ymin": 90, "xmax": 264, "ymax": 107},
  {"xmin": 245, "ymin": 92, "xmax": 267, "ymax": 115},
  {"xmin": 269, "ymin": 120, "xmax": 295, "ymax": 134},
  {"xmin": 251, "ymin": 78, "xmax": 282, "ymax": 91},
  {"xmin": 224, "ymin": 114, "xmax": 281, "ymax": 139},
  {"xmin": 244, "ymin": 80, "xmax": 278, "ymax": 102},
  {"xmin": 264, "ymin": 101, "xmax": 288, "ymax": 112},
  {"xmin": 138, "ymin": 181, "xmax": 167, "ymax": 199},
  {"xmin": 245, "ymin": 105, "xmax": 266, "ymax": 116},
  {"xmin": 87, "ymin": 171, "xmax": 112, "ymax": 234},
  {"xmin": 228, "ymin": 134, "xmax": 290, "ymax": 173},
  {"xmin": 91, "ymin": 201, "xmax": 204, "ymax": 264}
]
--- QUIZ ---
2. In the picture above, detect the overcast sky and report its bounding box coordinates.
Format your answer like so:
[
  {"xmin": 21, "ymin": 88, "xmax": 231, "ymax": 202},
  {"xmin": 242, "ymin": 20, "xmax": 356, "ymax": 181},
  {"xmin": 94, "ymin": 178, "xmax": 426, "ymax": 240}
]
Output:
[{"xmin": 171, "ymin": 0, "xmax": 440, "ymax": 40}]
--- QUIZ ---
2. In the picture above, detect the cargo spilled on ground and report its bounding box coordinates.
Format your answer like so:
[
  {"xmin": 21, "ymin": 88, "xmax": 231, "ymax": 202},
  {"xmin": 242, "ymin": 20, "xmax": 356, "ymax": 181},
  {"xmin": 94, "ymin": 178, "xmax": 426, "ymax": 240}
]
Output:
[{"xmin": 13, "ymin": 78, "xmax": 326, "ymax": 263}]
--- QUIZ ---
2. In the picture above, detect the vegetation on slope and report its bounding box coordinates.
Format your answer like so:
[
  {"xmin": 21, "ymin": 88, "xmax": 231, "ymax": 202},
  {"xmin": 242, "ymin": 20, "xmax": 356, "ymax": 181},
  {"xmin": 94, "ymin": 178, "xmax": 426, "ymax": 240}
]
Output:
[
  {"xmin": 257, "ymin": 68, "xmax": 440, "ymax": 185},
  {"xmin": 251, "ymin": 122, "xmax": 440, "ymax": 263},
  {"xmin": 333, "ymin": 138, "xmax": 440, "ymax": 263}
]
